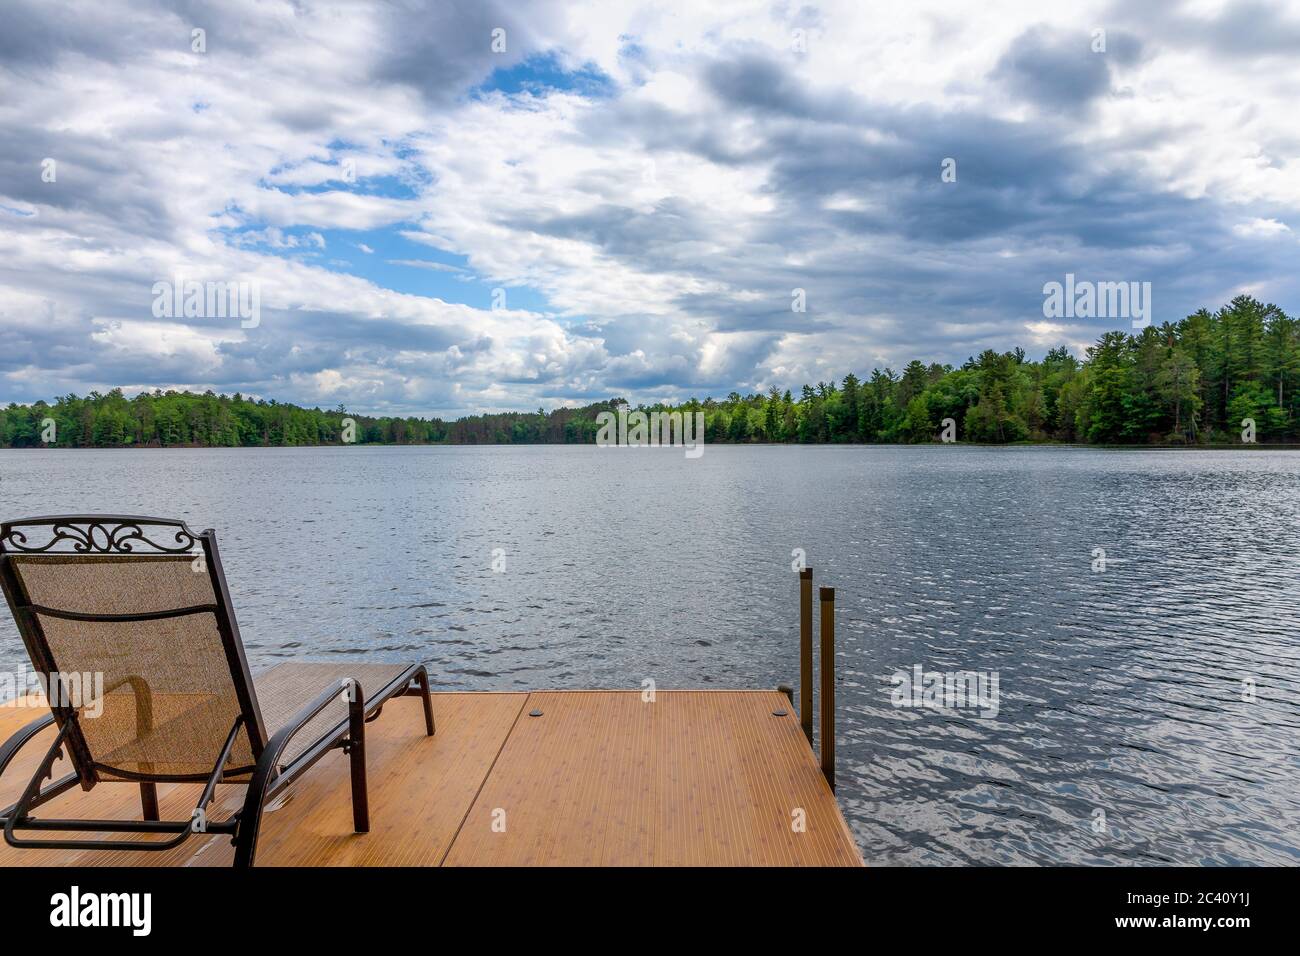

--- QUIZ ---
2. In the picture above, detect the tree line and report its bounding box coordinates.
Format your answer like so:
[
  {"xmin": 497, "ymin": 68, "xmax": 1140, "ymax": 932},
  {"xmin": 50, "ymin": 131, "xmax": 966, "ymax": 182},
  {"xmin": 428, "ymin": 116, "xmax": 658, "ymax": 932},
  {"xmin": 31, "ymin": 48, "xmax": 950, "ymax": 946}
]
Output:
[{"xmin": 2, "ymin": 296, "xmax": 1297, "ymax": 448}]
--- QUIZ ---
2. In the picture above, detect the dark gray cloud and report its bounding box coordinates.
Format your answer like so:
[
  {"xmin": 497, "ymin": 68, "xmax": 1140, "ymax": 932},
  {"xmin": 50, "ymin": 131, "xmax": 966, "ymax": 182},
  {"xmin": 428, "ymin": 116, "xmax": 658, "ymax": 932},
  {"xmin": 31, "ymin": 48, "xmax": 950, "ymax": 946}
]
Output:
[
  {"xmin": 0, "ymin": 0, "xmax": 162, "ymax": 68},
  {"xmin": 991, "ymin": 26, "xmax": 1140, "ymax": 110},
  {"xmin": 515, "ymin": 198, "xmax": 710, "ymax": 257},
  {"xmin": 1107, "ymin": 0, "xmax": 1300, "ymax": 60},
  {"xmin": 372, "ymin": 0, "xmax": 562, "ymax": 105}
]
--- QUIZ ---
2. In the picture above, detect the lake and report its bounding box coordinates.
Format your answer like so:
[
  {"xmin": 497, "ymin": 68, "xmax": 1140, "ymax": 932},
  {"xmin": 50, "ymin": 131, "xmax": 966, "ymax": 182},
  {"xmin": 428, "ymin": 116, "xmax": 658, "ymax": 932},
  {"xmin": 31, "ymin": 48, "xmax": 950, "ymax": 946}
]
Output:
[{"xmin": 1, "ymin": 444, "xmax": 1297, "ymax": 865}]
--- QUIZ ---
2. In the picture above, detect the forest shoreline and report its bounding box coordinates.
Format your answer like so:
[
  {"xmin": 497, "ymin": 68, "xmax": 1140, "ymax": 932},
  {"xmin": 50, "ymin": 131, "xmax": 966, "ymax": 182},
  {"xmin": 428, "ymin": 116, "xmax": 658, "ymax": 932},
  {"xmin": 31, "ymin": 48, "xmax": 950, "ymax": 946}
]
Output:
[{"xmin": 3, "ymin": 440, "xmax": 1295, "ymax": 450}]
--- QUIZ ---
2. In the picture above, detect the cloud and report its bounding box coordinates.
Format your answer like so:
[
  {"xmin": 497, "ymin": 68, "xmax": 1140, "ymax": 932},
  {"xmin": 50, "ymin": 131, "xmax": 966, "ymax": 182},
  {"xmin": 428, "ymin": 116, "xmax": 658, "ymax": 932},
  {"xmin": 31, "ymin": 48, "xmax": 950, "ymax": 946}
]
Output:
[
  {"xmin": 387, "ymin": 259, "xmax": 468, "ymax": 273},
  {"xmin": 0, "ymin": 0, "xmax": 1297, "ymax": 416},
  {"xmin": 1109, "ymin": 0, "xmax": 1300, "ymax": 61},
  {"xmin": 1232, "ymin": 217, "xmax": 1292, "ymax": 237},
  {"xmin": 990, "ymin": 26, "xmax": 1133, "ymax": 110}
]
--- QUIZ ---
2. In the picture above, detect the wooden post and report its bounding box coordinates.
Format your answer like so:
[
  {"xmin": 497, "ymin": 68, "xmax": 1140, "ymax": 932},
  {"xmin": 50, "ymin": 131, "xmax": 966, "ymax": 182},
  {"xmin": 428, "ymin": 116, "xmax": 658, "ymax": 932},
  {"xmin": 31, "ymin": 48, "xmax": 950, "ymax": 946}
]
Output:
[
  {"xmin": 819, "ymin": 586, "xmax": 835, "ymax": 790},
  {"xmin": 799, "ymin": 568, "xmax": 813, "ymax": 745}
]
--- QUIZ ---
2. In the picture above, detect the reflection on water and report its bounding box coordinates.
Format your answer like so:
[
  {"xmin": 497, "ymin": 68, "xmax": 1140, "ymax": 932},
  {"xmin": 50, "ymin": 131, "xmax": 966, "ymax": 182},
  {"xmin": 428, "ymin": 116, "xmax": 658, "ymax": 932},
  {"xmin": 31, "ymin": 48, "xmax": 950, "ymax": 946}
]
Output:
[{"xmin": 1, "ymin": 444, "xmax": 1297, "ymax": 865}]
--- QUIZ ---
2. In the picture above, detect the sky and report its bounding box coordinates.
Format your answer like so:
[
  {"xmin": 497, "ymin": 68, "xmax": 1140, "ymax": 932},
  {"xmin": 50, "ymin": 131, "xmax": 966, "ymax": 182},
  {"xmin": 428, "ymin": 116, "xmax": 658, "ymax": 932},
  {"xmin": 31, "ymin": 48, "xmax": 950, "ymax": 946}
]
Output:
[{"xmin": 1, "ymin": 0, "xmax": 1298, "ymax": 418}]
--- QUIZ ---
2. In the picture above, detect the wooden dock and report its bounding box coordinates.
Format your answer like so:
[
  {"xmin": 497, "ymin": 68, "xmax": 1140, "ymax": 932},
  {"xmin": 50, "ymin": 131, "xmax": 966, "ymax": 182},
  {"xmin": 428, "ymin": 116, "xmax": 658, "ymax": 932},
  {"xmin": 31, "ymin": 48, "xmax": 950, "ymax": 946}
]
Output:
[{"xmin": 0, "ymin": 689, "xmax": 863, "ymax": 867}]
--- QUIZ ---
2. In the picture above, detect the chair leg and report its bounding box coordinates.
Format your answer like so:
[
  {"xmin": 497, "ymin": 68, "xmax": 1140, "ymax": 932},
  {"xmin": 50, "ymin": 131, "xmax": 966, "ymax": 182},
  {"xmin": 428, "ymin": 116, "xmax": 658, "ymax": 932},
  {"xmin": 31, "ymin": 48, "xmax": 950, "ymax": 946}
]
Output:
[
  {"xmin": 416, "ymin": 667, "xmax": 435, "ymax": 736},
  {"xmin": 232, "ymin": 814, "xmax": 258, "ymax": 868},
  {"xmin": 139, "ymin": 782, "xmax": 159, "ymax": 821},
  {"xmin": 348, "ymin": 699, "xmax": 369, "ymax": 833}
]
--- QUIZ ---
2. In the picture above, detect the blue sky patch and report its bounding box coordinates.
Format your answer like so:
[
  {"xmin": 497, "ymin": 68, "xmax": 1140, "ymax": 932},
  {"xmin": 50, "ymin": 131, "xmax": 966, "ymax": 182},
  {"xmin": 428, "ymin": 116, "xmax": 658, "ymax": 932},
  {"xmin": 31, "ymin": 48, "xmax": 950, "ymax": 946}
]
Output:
[{"xmin": 473, "ymin": 51, "xmax": 615, "ymax": 99}]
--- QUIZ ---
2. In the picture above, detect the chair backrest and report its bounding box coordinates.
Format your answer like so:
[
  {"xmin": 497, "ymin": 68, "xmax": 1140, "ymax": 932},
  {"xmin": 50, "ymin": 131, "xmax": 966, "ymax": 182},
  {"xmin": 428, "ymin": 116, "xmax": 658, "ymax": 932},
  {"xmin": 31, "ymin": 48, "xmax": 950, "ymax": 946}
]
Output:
[{"xmin": 0, "ymin": 516, "xmax": 266, "ymax": 784}]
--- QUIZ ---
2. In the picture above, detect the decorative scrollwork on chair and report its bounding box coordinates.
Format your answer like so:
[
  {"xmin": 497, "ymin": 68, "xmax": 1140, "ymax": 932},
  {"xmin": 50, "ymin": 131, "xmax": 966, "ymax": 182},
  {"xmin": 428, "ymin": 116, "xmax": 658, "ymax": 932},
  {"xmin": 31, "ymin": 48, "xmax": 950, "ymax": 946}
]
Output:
[{"xmin": 0, "ymin": 517, "xmax": 200, "ymax": 555}]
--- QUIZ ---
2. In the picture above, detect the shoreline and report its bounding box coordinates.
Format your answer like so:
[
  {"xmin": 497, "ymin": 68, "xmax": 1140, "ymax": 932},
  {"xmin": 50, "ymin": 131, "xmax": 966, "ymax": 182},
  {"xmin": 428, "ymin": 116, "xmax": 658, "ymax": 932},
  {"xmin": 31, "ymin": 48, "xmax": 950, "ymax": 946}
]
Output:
[{"xmin": 2, "ymin": 441, "xmax": 1298, "ymax": 451}]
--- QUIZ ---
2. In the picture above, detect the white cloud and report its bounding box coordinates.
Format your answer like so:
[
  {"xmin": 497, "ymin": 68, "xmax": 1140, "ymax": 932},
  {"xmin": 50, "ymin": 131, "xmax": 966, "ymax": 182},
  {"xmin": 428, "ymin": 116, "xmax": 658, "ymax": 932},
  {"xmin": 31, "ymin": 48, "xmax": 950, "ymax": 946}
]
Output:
[
  {"xmin": 387, "ymin": 259, "xmax": 467, "ymax": 273},
  {"xmin": 1232, "ymin": 217, "xmax": 1292, "ymax": 238}
]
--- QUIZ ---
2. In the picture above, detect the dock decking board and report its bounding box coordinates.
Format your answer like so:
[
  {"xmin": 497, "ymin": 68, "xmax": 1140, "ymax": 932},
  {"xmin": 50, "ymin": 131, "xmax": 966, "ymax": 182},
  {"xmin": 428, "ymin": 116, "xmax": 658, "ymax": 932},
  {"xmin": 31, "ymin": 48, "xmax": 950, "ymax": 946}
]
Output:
[
  {"xmin": 444, "ymin": 691, "xmax": 862, "ymax": 867},
  {"xmin": 1, "ymin": 689, "xmax": 862, "ymax": 867}
]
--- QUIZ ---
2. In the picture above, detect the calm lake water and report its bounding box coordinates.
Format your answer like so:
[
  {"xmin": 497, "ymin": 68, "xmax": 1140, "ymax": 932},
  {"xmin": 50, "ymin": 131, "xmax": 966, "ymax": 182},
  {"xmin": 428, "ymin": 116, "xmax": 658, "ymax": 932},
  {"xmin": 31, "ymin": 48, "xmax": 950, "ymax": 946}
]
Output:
[{"xmin": 1, "ymin": 445, "xmax": 1297, "ymax": 865}]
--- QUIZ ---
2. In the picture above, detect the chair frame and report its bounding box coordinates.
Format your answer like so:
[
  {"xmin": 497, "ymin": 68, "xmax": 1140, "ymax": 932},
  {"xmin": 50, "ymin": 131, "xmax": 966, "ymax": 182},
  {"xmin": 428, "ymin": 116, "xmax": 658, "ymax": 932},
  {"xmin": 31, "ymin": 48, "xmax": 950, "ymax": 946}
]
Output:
[{"xmin": 0, "ymin": 514, "xmax": 434, "ymax": 867}]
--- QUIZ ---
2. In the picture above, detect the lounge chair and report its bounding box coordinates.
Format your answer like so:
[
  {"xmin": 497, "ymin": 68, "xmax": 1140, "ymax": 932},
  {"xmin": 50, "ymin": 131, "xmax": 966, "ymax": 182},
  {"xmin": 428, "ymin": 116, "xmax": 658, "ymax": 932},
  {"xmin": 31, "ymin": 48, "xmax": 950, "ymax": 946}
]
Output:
[{"xmin": 0, "ymin": 514, "xmax": 434, "ymax": 866}]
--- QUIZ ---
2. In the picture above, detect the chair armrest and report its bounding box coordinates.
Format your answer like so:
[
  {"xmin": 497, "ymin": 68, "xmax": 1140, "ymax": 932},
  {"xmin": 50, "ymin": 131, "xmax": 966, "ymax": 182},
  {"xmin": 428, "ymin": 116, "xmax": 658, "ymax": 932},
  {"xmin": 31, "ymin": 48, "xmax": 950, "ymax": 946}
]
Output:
[
  {"xmin": 262, "ymin": 677, "xmax": 362, "ymax": 772},
  {"xmin": 0, "ymin": 712, "xmax": 57, "ymax": 781}
]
